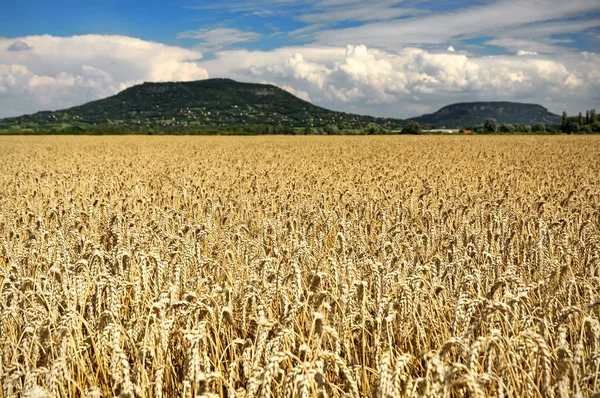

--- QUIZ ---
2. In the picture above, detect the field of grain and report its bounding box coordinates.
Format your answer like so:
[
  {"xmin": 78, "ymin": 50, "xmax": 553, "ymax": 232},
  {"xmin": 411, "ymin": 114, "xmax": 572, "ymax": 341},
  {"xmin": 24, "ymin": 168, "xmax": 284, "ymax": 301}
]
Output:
[{"xmin": 1, "ymin": 135, "xmax": 599, "ymax": 397}]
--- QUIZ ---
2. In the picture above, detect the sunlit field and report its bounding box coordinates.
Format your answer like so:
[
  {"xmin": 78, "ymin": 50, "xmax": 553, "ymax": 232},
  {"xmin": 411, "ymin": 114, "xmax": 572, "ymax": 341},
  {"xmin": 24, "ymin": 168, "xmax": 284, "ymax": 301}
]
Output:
[{"xmin": 1, "ymin": 136, "xmax": 599, "ymax": 397}]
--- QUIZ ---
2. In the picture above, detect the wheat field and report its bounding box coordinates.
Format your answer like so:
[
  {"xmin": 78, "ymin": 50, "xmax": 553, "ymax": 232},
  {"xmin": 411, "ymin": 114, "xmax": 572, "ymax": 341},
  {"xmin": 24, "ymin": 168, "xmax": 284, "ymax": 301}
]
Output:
[{"xmin": 0, "ymin": 135, "xmax": 599, "ymax": 398}]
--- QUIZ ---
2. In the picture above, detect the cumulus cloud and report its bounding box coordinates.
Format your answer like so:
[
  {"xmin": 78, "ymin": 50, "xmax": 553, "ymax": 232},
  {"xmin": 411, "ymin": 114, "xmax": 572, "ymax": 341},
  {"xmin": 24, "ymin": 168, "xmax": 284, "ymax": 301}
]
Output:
[
  {"xmin": 7, "ymin": 41, "xmax": 33, "ymax": 52},
  {"xmin": 447, "ymin": 46, "xmax": 455, "ymax": 52},
  {"xmin": 196, "ymin": 44, "xmax": 600, "ymax": 118},
  {"xmin": 517, "ymin": 50, "xmax": 539, "ymax": 56},
  {"xmin": 0, "ymin": 34, "xmax": 208, "ymax": 117},
  {"xmin": 281, "ymin": 85, "xmax": 312, "ymax": 102},
  {"xmin": 1, "ymin": 33, "xmax": 598, "ymax": 120}
]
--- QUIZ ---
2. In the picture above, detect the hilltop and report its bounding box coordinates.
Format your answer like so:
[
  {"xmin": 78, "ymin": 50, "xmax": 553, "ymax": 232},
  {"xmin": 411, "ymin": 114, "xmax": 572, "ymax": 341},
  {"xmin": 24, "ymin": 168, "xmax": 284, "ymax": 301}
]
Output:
[
  {"xmin": 410, "ymin": 102, "xmax": 561, "ymax": 128},
  {"xmin": 0, "ymin": 78, "xmax": 405, "ymax": 133}
]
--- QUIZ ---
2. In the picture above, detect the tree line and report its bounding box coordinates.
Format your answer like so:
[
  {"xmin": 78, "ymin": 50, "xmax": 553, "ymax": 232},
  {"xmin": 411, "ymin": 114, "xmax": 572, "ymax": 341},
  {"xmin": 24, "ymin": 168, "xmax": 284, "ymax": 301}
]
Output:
[
  {"xmin": 4, "ymin": 109, "xmax": 599, "ymax": 136},
  {"xmin": 560, "ymin": 109, "xmax": 599, "ymax": 134},
  {"xmin": 477, "ymin": 109, "xmax": 599, "ymax": 135}
]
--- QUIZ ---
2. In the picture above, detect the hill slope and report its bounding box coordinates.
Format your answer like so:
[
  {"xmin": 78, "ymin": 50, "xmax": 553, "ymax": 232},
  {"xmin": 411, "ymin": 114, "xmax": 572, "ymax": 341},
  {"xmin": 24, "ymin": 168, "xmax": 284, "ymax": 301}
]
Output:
[
  {"xmin": 0, "ymin": 78, "xmax": 405, "ymax": 132},
  {"xmin": 410, "ymin": 102, "xmax": 561, "ymax": 128}
]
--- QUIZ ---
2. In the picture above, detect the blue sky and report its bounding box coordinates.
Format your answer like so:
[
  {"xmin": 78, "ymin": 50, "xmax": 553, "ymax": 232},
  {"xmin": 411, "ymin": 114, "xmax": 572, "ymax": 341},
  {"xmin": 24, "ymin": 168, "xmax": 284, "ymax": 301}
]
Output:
[
  {"xmin": 1, "ymin": 0, "xmax": 599, "ymax": 118},
  {"xmin": 2, "ymin": 0, "xmax": 597, "ymax": 53}
]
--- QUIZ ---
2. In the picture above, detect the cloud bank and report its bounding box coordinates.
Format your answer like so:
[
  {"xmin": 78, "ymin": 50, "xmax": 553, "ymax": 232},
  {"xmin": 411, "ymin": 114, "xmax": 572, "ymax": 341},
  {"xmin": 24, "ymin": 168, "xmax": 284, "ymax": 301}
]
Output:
[
  {"xmin": 0, "ymin": 34, "xmax": 598, "ymax": 119},
  {"xmin": 0, "ymin": 35, "xmax": 207, "ymax": 117},
  {"xmin": 197, "ymin": 44, "xmax": 599, "ymax": 117},
  {"xmin": 7, "ymin": 41, "xmax": 33, "ymax": 52}
]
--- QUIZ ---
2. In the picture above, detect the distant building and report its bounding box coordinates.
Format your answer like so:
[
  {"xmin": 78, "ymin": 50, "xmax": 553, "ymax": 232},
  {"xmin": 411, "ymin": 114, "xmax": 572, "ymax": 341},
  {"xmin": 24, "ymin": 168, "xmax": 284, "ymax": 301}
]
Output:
[{"xmin": 421, "ymin": 129, "xmax": 460, "ymax": 134}]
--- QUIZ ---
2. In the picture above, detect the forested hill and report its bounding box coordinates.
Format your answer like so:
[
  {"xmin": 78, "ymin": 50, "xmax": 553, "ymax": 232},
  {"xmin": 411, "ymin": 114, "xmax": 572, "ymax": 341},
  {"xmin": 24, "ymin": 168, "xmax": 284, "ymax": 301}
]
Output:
[
  {"xmin": 409, "ymin": 101, "xmax": 562, "ymax": 128},
  {"xmin": 0, "ymin": 78, "xmax": 406, "ymax": 133}
]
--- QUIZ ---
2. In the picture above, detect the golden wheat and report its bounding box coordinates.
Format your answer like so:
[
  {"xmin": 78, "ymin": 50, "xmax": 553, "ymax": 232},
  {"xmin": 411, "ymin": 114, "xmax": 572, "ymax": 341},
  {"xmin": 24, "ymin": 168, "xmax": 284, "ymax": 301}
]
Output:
[{"xmin": 0, "ymin": 135, "xmax": 599, "ymax": 397}]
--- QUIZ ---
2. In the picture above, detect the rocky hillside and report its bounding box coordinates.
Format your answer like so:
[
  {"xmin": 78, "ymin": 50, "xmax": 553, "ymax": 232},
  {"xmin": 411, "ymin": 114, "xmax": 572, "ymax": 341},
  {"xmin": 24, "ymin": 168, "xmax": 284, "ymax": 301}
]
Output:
[
  {"xmin": 0, "ymin": 79, "xmax": 405, "ymax": 133},
  {"xmin": 410, "ymin": 102, "xmax": 561, "ymax": 128}
]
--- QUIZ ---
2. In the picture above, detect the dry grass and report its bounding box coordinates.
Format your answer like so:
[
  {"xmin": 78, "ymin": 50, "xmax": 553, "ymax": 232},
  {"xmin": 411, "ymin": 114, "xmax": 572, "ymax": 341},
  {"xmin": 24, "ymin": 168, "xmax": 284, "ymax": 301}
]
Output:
[{"xmin": 0, "ymin": 135, "xmax": 599, "ymax": 397}]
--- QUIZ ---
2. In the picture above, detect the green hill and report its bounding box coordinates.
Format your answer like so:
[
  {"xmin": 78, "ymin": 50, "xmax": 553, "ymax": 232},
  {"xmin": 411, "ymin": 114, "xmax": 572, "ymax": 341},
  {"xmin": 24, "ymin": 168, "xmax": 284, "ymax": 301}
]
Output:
[
  {"xmin": 0, "ymin": 78, "xmax": 405, "ymax": 133},
  {"xmin": 409, "ymin": 101, "xmax": 561, "ymax": 128}
]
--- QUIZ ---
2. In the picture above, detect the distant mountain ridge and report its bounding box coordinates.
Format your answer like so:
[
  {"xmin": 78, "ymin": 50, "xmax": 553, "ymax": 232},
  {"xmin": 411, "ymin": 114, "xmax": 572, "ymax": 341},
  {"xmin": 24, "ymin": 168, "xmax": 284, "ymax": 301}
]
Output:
[
  {"xmin": 0, "ymin": 78, "xmax": 405, "ymax": 133},
  {"xmin": 409, "ymin": 101, "xmax": 561, "ymax": 128}
]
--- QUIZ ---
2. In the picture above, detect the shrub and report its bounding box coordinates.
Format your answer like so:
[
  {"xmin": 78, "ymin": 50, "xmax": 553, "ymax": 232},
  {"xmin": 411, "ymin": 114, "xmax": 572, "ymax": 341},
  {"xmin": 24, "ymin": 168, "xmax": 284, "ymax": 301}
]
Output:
[
  {"xmin": 532, "ymin": 123, "xmax": 546, "ymax": 133},
  {"xmin": 483, "ymin": 118, "xmax": 497, "ymax": 133},
  {"xmin": 401, "ymin": 121, "xmax": 421, "ymax": 134}
]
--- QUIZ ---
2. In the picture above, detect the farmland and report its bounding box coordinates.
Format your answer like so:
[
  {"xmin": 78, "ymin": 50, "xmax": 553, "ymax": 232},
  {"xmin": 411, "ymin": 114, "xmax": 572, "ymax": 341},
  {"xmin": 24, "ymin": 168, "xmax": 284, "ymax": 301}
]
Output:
[{"xmin": 1, "ymin": 135, "xmax": 599, "ymax": 397}]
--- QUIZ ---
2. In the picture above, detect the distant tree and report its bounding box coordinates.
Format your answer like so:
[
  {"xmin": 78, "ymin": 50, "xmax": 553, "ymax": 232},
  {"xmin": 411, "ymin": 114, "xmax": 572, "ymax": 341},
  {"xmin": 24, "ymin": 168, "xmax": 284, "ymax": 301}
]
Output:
[
  {"xmin": 567, "ymin": 121, "xmax": 580, "ymax": 134},
  {"xmin": 367, "ymin": 123, "xmax": 386, "ymax": 134},
  {"xmin": 532, "ymin": 122, "xmax": 546, "ymax": 133},
  {"xmin": 581, "ymin": 125, "xmax": 592, "ymax": 134},
  {"xmin": 500, "ymin": 124, "xmax": 525, "ymax": 133},
  {"xmin": 484, "ymin": 118, "xmax": 497, "ymax": 133},
  {"xmin": 586, "ymin": 110, "xmax": 590, "ymax": 125},
  {"xmin": 67, "ymin": 125, "xmax": 86, "ymax": 134},
  {"xmin": 578, "ymin": 112, "xmax": 583, "ymax": 126},
  {"xmin": 512, "ymin": 125, "xmax": 526, "ymax": 133},
  {"xmin": 591, "ymin": 109, "xmax": 597, "ymax": 123},
  {"xmin": 324, "ymin": 124, "xmax": 340, "ymax": 135},
  {"xmin": 277, "ymin": 125, "xmax": 293, "ymax": 135},
  {"xmin": 562, "ymin": 111, "xmax": 568, "ymax": 131},
  {"xmin": 402, "ymin": 122, "xmax": 421, "ymax": 135},
  {"xmin": 592, "ymin": 122, "xmax": 600, "ymax": 133}
]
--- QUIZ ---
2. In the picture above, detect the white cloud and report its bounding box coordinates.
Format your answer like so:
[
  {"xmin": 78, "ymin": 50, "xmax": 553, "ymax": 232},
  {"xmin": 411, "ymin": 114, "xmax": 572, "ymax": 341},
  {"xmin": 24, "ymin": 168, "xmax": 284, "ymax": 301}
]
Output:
[
  {"xmin": 517, "ymin": 50, "xmax": 539, "ymax": 56},
  {"xmin": 177, "ymin": 28, "xmax": 261, "ymax": 51},
  {"xmin": 252, "ymin": 10, "xmax": 273, "ymax": 17},
  {"xmin": 298, "ymin": 3, "xmax": 418, "ymax": 23},
  {"xmin": 1, "ymin": 33, "xmax": 598, "ymax": 121},
  {"xmin": 187, "ymin": 0, "xmax": 599, "ymax": 59},
  {"xmin": 281, "ymin": 85, "xmax": 312, "ymax": 102},
  {"xmin": 197, "ymin": 44, "xmax": 600, "ymax": 118},
  {"xmin": 7, "ymin": 41, "xmax": 33, "ymax": 52},
  {"xmin": 0, "ymin": 34, "xmax": 208, "ymax": 117},
  {"xmin": 488, "ymin": 38, "xmax": 572, "ymax": 55},
  {"xmin": 313, "ymin": 0, "xmax": 600, "ymax": 50},
  {"xmin": 447, "ymin": 46, "xmax": 456, "ymax": 52},
  {"xmin": 495, "ymin": 18, "xmax": 600, "ymax": 42},
  {"xmin": 288, "ymin": 23, "xmax": 328, "ymax": 38}
]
